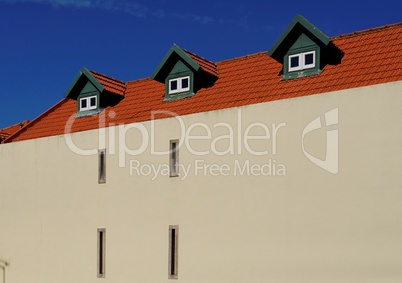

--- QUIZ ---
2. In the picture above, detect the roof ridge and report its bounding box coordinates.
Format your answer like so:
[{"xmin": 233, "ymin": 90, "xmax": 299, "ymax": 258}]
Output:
[
  {"xmin": 183, "ymin": 49, "xmax": 216, "ymax": 65},
  {"xmin": 216, "ymin": 51, "xmax": 267, "ymax": 64},
  {"xmin": 332, "ymin": 21, "xmax": 402, "ymax": 40},
  {"xmin": 90, "ymin": 70, "xmax": 126, "ymax": 85},
  {"xmin": 90, "ymin": 70, "xmax": 127, "ymax": 97},
  {"xmin": 183, "ymin": 49, "xmax": 219, "ymax": 76},
  {"xmin": 127, "ymin": 77, "xmax": 152, "ymax": 84}
]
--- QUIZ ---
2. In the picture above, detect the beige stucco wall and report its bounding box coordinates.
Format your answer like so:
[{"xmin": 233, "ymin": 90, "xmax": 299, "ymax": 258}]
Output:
[{"xmin": 1, "ymin": 81, "xmax": 402, "ymax": 282}]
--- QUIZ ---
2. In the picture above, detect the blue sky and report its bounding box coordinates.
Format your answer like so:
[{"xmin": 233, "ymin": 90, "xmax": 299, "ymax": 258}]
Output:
[{"xmin": 0, "ymin": 0, "xmax": 401, "ymax": 129}]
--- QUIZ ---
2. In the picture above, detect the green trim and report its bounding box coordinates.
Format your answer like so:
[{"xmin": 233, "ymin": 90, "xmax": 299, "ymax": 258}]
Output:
[
  {"xmin": 169, "ymin": 60, "xmax": 192, "ymax": 75},
  {"xmin": 289, "ymin": 33, "xmax": 316, "ymax": 51},
  {"xmin": 282, "ymin": 68, "xmax": 322, "ymax": 80},
  {"xmin": 267, "ymin": 14, "xmax": 330, "ymax": 63},
  {"xmin": 76, "ymin": 109, "xmax": 101, "ymax": 118},
  {"xmin": 150, "ymin": 44, "xmax": 200, "ymax": 83},
  {"xmin": 163, "ymin": 92, "xmax": 195, "ymax": 102},
  {"xmin": 81, "ymin": 81, "xmax": 98, "ymax": 94},
  {"xmin": 64, "ymin": 67, "xmax": 104, "ymax": 98}
]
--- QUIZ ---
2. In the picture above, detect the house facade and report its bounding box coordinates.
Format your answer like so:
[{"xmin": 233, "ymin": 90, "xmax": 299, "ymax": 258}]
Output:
[{"xmin": 1, "ymin": 15, "xmax": 402, "ymax": 282}]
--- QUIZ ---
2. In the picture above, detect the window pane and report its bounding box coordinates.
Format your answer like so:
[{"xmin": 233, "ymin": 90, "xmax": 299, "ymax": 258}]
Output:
[
  {"xmin": 170, "ymin": 80, "xmax": 178, "ymax": 91},
  {"xmin": 305, "ymin": 53, "xmax": 314, "ymax": 65},
  {"xmin": 81, "ymin": 99, "xmax": 87, "ymax": 109},
  {"xmin": 290, "ymin": 56, "xmax": 299, "ymax": 68},
  {"xmin": 181, "ymin": 78, "xmax": 189, "ymax": 89},
  {"xmin": 90, "ymin": 97, "xmax": 97, "ymax": 107}
]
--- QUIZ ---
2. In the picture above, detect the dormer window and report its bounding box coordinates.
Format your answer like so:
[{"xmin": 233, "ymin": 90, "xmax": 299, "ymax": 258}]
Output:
[
  {"xmin": 80, "ymin": 95, "xmax": 97, "ymax": 111},
  {"xmin": 288, "ymin": 50, "xmax": 315, "ymax": 72},
  {"xmin": 282, "ymin": 46, "xmax": 320, "ymax": 80},
  {"xmin": 267, "ymin": 14, "xmax": 343, "ymax": 81},
  {"xmin": 64, "ymin": 67, "xmax": 125, "ymax": 118},
  {"xmin": 151, "ymin": 44, "xmax": 218, "ymax": 102},
  {"xmin": 169, "ymin": 76, "xmax": 190, "ymax": 94},
  {"xmin": 164, "ymin": 72, "xmax": 193, "ymax": 101},
  {"xmin": 76, "ymin": 92, "xmax": 100, "ymax": 117}
]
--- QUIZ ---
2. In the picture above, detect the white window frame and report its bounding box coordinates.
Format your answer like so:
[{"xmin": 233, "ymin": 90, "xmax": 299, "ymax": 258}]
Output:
[
  {"xmin": 80, "ymin": 95, "xmax": 97, "ymax": 111},
  {"xmin": 169, "ymin": 76, "xmax": 190, "ymax": 94},
  {"xmin": 288, "ymin": 51, "xmax": 315, "ymax": 72}
]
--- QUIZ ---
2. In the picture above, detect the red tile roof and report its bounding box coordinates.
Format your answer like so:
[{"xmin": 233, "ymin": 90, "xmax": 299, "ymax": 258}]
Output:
[
  {"xmin": 184, "ymin": 49, "xmax": 218, "ymax": 77},
  {"xmin": 91, "ymin": 71, "xmax": 126, "ymax": 96},
  {"xmin": 0, "ymin": 120, "xmax": 29, "ymax": 143},
  {"xmin": 5, "ymin": 22, "xmax": 402, "ymax": 143}
]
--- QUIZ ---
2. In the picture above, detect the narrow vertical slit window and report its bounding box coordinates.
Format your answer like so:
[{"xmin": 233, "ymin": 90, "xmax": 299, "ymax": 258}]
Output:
[
  {"xmin": 168, "ymin": 225, "xmax": 179, "ymax": 279},
  {"xmin": 170, "ymin": 140, "xmax": 179, "ymax": 177},
  {"xmin": 97, "ymin": 228, "xmax": 106, "ymax": 278},
  {"xmin": 98, "ymin": 149, "xmax": 106, "ymax": 184}
]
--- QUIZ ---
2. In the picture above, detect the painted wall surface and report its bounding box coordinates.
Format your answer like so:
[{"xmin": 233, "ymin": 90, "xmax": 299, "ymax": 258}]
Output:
[{"xmin": 0, "ymin": 81, "xmax": 402, "ymax": 283}]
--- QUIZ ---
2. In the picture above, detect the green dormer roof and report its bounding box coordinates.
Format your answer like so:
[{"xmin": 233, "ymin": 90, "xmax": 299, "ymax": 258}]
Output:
[
  {"xmin": 151, "ymin": 44, "xmax": 201, "ymax": 83},
  {"xmin": 268, "ymin": 14, "xmax": 331, "ymax": 63},
  {"xmin": 64, "ymin": 67, "xmax": 104, "ymax": 99}
]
